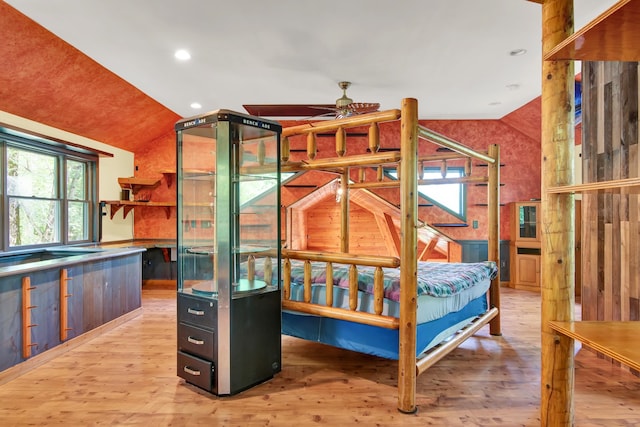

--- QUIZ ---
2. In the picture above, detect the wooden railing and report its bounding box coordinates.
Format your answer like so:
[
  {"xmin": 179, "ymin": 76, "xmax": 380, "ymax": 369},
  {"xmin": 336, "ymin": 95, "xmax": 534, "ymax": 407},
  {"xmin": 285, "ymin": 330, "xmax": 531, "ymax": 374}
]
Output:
[{"xmin": 280, "ymin": 249, "xmax": 400, "ymax": 330}]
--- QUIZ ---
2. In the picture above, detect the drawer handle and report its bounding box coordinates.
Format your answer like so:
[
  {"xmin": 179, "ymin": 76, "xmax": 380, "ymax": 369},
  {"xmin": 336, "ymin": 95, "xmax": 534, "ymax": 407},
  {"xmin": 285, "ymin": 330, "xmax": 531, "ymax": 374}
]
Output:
[
  {"xmin": 183, "ymin": 366, "xmax": 201, "ymax": 376},
  {"xmin": 187, "ymin": 308, "xmax": 205, "ymax": 316},
  {"xmin": 187, "ymin": 336, "xmax": 204, "ymax": 345}
]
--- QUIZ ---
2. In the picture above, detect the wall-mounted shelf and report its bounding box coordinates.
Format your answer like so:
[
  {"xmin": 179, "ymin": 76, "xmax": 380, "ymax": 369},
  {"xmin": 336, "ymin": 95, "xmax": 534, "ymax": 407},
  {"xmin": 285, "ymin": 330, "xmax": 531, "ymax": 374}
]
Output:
[
  {"xmin": 548, "ymin": 320, "xmax": 640, "ymax": 372},
  {"xmin": 160, "ymin": 169, "xmax": 215, "ymax": 188},
  {"xmin": 117, "ymin": 177, "xmax": 161, "ymax": 194},
  {"xmin": 544, "ymin": 0, "xmax": 640, "ymax": 61},
  {"xmin": 547, "ymin": 177, "xmax": 640, "ymax": 194},
  {"xmin": 160, "ymin": 170, "xmax": 175, "ymax": 188},
  {"xmin": 103, "ymin": 200, "xmax": 175, "ymax": 219}
]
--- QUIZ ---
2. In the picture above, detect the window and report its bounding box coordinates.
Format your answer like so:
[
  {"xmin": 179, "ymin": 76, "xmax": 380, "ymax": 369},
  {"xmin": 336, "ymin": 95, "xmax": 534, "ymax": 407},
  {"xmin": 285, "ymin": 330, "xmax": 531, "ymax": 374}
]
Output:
[
  {"xmin": 1, "ymin": 129, "xmax": 97, "ymax": 250},
  {"xmin": 7, "ymin": 146, "xmax": 60, "ymax": 246},
  {"xmin": 67, "ymin": 159, "xmax": 90, "ymax": 241},
  {"xmin": 386, "ymin": 166, "xmax": 466, "ymax": 220}
]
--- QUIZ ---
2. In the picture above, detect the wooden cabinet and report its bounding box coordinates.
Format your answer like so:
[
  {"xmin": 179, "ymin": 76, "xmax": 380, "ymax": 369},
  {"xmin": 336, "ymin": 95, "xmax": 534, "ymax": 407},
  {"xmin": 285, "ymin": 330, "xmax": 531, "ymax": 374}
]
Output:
[
  {"xmin": 513, "ymin": 252, "xmax": 540, "ymax": 288},
  {"xmin": 0, "ymin": 252, "xmax": 142, "ymax": 372},
  {"xmin": 509, "ymin": 201, "xmax": 541, "ymax": 291}
]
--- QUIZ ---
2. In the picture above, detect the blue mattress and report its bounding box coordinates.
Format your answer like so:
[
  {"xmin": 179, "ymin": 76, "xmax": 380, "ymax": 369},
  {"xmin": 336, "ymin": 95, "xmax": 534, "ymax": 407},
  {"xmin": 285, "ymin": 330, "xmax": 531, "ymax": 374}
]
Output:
[
  {"xmin": 282, "ymin": 263, "xmax": 497, "ymax": 360},
  {"xmin": 282, "ymin": 292, "xmax": 488, "ymax": 360}
]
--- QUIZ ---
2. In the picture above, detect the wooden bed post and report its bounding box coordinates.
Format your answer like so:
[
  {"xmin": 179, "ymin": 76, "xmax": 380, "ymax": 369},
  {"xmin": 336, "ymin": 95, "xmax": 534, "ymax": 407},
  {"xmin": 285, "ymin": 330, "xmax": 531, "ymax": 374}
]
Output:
[
  {"xmin": 540, "ymin": 0, "xmax": 576, "ymax": 425},
  {"xmin": 487, "ymin": 143, "xmax": 501, "ymax": 335},
  {"xmin": 398, "ymin": 97, "xmax": 418, "ymax": 414},
  {"xmin": 340, "ymin": 169, "xmax": 349, "ymax": 253}
]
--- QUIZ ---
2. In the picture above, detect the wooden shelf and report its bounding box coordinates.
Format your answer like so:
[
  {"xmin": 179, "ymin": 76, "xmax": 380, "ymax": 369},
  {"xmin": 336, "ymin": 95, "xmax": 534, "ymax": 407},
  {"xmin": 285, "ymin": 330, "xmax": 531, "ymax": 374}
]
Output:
[
  {"xmin": 548, "ymin": 320, "xmax": 640, "ymax": 372},
  {"xmin": 117, "ymin": 177, "xmax": 161, "ymax": 194},
  {"xmin": 160, "ymin": 169, "xmax": 215, "ymax": 188},
  {"xmin": 544, "ymin": 0, "xmax": 640, "ymax": 61},
  {"xmin": 102, "ymin": 200, "xmax": 175, "ymax": 219},
  {"xmin": 547, "ymin": 177, "xmax": 640, "ymax": 194}
]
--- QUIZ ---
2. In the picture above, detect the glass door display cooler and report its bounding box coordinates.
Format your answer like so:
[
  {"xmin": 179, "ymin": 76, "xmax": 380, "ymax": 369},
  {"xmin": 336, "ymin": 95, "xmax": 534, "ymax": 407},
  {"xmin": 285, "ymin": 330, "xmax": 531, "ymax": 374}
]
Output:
[{"xmin": 175, "ymin": 110, "xmax": 282, "ymax": 395}]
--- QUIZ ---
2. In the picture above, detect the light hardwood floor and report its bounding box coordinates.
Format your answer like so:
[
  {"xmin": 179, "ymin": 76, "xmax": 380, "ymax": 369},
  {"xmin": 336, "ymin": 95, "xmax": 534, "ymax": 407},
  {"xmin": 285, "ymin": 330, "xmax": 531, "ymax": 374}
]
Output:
[{"xmin": 0, "ymin": 287, "xmax": 638, "ymax": 426}]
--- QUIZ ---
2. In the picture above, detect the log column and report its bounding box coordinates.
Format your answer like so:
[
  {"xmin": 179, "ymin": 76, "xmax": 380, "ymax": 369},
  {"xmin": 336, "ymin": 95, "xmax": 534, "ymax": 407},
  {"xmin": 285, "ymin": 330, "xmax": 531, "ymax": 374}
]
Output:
[
  {"xmin": 540, "ymin": 0, "xmax": 575, "ymax": 425},
  {"xmin": 397, "ymin": 97, "xmax": 418, "ymax": 414}
]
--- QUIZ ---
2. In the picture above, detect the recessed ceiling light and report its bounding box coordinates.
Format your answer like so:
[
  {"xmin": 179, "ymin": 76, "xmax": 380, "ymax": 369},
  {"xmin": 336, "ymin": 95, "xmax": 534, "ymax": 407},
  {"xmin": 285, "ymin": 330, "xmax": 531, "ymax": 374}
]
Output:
[
  {"xmin": 175, "ymin": 49, "xmax": 191, "ymax": 61},
  {"xmin": 509, "ymin": 48, "xmax": 527, "ymax": 56},
  {"xmin": 190, "ymin": 102, "xmax": 202, "ymax": 109}
]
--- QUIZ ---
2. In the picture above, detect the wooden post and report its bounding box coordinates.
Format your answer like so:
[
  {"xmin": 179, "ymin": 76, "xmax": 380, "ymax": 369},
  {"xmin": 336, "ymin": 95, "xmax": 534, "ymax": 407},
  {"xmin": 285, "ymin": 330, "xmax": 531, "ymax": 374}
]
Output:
[
  {"xmin": 540, "ymin": 1, "xmax": 575, "ymax": 426},
  {"xmin": 307, "ymin": 132, "xmax": 317, "ymax": 160},
  {"xmin": 487, "ymin": 144, "xmax": 501, "ymax": 335},
  {"xmin": 325, "ymin": 263, "xmax": 334, "ymax": 307},
  {"xmin": 60, "ymin": 269, "xmax": 72, "ymax": 342},
  {"xmin": 340, "ymin": 169, "xmax": 349, "ymax": 253},
  {"xmin": 368, "ymin": 122, "xmax": 380, "ymax": 153},
  {"xmin": 281, "ymin": 136, "xmax": 290, "ymax": 162},
  {"xmin": 21, "ymin": 277, "xmax": 37, "ymax": 359},
  {"xmin": 336, "ymin": 127, "xmax": 346, "ymax": 157},
  {"xmin": 398, "ymin": 97, "xmax": 418, "ymax": 414}
]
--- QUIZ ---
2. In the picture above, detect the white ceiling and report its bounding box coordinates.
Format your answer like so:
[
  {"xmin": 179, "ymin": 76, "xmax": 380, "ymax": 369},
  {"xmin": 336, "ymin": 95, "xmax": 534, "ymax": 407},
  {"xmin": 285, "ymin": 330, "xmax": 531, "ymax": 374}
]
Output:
[{"xmin": 6, "ymin": 0, "xmax": 615, "ymax": 120}]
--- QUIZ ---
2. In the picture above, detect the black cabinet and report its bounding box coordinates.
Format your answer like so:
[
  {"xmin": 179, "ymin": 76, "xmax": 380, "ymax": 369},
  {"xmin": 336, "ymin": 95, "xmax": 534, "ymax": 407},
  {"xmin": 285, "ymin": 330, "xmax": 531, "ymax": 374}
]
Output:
[
  {"xmin": 177, "ymin": 293, "xmax": 216, "ymax": 392},
  {"xmin": 177, "ymin": 291, "xmax": 281, "ymax": 395},
  {"xmin": 175, "ymin": 110, "xmax": 282, "ymax": 396}
]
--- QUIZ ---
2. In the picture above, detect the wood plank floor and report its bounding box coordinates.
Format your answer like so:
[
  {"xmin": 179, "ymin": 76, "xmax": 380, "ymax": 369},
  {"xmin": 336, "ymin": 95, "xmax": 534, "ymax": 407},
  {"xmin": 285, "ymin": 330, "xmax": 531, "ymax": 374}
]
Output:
[{"xmin": 0, "ymin": 287, "xmax": 639, "ymax": 426}]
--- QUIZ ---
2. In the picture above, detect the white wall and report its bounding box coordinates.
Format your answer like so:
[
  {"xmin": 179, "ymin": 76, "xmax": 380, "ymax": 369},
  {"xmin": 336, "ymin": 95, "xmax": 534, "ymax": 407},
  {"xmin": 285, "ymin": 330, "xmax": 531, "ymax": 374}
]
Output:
[{"xmin": 0, "ymin": 110, "xmax": 134, "ymax": 242}]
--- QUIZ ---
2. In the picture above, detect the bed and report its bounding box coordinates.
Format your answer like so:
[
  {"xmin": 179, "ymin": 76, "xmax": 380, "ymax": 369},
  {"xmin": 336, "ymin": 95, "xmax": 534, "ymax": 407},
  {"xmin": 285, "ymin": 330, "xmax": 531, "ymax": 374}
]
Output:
[
  {"xmin": 278, "ymin": 258, "xmax": 497, "ymax": 359},
  {"xmin": 276, "ymin": 98, "xmax": 501, "ymax": 412}
]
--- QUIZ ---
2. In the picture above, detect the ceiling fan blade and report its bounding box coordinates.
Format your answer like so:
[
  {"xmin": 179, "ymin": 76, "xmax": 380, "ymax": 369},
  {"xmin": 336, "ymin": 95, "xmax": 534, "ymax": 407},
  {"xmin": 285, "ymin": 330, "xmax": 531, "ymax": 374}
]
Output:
[
  {"xmin": 243, "ymin": 104, "xmax": 335, "ymax": 117},
  {"xmin": 347, "ymin": 103, "xmax": 380, "ymax": 114}
]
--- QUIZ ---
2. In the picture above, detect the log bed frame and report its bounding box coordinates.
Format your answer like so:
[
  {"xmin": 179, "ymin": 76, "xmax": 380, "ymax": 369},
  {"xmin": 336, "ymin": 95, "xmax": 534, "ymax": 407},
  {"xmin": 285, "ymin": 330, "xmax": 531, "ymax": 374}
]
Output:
[{"xmin": 274, "ymin": 98, "xmax": 502, "ymax": 413}]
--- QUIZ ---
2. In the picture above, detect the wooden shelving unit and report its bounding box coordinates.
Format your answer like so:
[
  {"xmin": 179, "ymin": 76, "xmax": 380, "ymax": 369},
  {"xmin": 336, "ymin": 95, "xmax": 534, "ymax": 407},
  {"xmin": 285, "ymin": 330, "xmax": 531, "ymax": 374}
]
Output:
[{"xmin": 541, "ymin": 0, "xmax": 640, "ymax": 422}]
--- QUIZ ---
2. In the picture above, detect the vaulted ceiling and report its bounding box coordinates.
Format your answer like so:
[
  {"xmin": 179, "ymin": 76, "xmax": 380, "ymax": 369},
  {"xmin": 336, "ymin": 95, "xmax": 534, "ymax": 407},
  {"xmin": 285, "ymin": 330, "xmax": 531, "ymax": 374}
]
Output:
[
  {"xmin": 0, "ymin": 1, "xmax": 613, "ymax": 154},
  {"xmin": 0, "ymin": 2, "xmax": 179, "ymax": 153}
]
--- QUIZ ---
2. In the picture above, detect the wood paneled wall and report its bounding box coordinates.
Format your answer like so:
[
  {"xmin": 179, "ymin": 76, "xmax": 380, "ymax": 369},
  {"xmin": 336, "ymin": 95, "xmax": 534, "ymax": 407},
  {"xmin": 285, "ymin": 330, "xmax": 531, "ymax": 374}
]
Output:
[{"xmin": 581, "ymin": 61, "xmax": 640, "ymax": 322}]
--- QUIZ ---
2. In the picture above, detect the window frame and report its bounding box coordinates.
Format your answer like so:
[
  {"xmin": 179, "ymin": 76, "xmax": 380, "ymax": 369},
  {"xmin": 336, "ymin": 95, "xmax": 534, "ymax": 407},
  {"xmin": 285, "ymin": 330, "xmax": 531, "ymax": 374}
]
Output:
[
  {"xmin": 1, "ymin": 129, "xmax": 98, "ymax": 252},
  {"xmin": 384, "ymin": 165, "xmax": 467, "ymax": 221}
]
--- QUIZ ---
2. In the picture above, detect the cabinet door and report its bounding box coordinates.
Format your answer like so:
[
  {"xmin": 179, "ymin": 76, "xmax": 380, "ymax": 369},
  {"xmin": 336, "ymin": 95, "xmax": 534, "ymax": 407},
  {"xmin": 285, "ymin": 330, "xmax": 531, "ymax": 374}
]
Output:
[
  {"xmin": 0, "ymin": 276, "xmax": 22, "ymax": 370},
  {"xmin": 82, "ymin": 260, "xmax": 109, "ymax": 331},
  {"xmin": 516, "ymin": 254, "xmax": 540, "ymax": 288},
  {"xmin": 29, "ymin": 269, "xmax": 62, "ymax": 357},
  {"xmin": 516, "ymin": 203, "xmax": 540, "ymax": 242},
  {"xmin": 64, "ymin": 265, "xmax": 85, "ymax": 340}
]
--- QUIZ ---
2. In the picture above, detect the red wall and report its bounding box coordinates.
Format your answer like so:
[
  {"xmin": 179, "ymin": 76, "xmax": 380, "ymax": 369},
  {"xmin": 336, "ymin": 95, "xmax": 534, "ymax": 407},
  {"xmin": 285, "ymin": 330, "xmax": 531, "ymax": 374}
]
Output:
[{"xmin": 131, "ymin": 108, "xmax": 542, "ymax": 242}]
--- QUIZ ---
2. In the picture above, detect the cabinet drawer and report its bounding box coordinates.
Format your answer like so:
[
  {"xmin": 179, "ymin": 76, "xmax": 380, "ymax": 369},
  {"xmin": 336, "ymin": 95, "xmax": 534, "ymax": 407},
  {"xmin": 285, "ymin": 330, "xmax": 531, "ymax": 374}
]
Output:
[
  {"xmin": 178, "ymin": 293, "xmax": 216, "ymax": 329},
  {"xmin": 178, "ymin": 323, "xmax": 215, "ymax": 360},
  {"xmin": 177, "ymin": 351, "xmax": 214, "ymax": 391}
]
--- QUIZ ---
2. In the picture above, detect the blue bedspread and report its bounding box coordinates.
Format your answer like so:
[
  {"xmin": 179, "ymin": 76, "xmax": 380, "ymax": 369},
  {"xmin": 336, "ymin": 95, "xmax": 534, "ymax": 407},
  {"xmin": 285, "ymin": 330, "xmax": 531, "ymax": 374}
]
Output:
[{"xmin": 284, "ymin": 260, "xmax": 497, "ymax": 302}]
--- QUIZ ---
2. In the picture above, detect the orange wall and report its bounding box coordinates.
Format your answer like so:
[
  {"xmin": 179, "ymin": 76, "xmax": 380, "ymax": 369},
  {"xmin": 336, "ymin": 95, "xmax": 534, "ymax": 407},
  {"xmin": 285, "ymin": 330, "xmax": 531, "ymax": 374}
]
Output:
[
  {"xmin": 131, "ymin": 107, "xmax": 542, "ymax": 242},
  {"xmin": 417, "ymin": 118, "xmax": 541, "ymax": 241}
]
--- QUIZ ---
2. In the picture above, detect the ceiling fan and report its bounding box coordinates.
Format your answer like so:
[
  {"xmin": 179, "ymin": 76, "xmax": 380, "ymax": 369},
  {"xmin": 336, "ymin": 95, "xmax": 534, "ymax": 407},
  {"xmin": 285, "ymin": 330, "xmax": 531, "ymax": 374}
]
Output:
[{"xmin": 243, "ymin": 81, "xmax": 380, "ymax": 119}]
